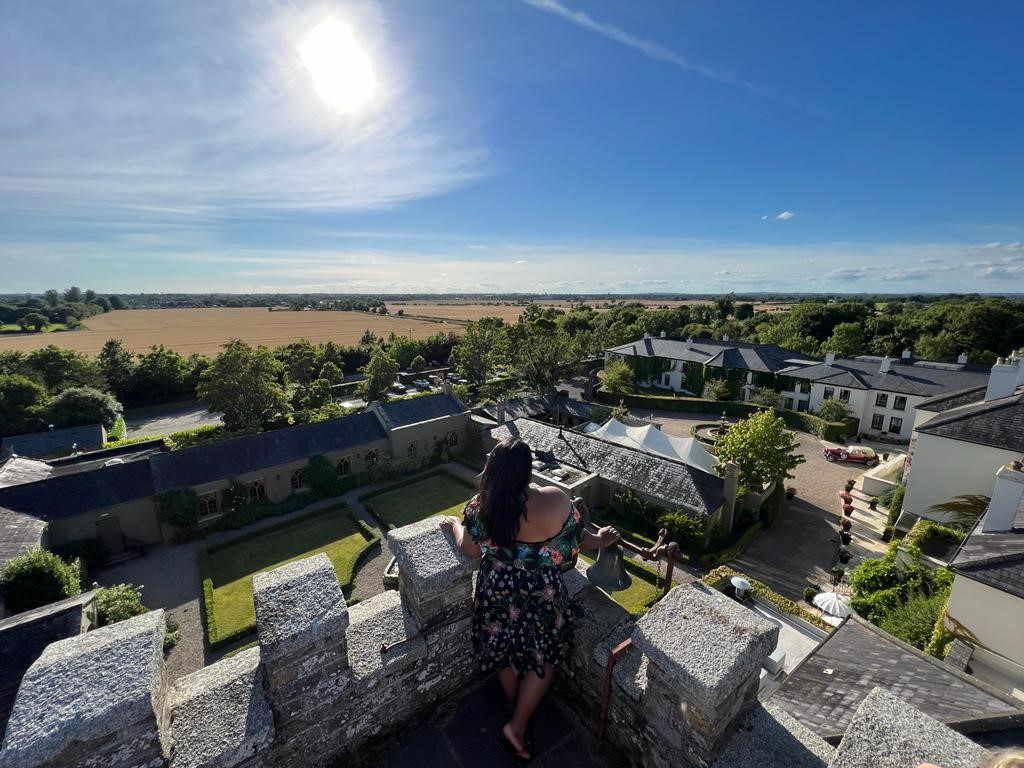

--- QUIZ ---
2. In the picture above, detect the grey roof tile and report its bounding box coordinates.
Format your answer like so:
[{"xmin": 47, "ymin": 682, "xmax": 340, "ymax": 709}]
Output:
[
  {"xmin": 917, "ymin": 385, "xmax": 988, "ymax": 413},
  {"xmin": 0, "ymin": 425, "xmax": 105, "ymax": 460},
  {"xmin": 0, "ymin": 461, "xmax": 155, "ymax": 520},
  {"xmin": 490, "ymin": 418, "xmax": 724, "ymax": 516},
  {"xmin": 0, "ymin": 507, "xmax": 46, "ymax": 570},
  {"xmin": 915, "ymin": 390, "xmax": 1024, "ymax": 452},
  {"xmin": 782, "ymin": 358, "xmax": 990, "ymax": 397},
  {"xmin": 769, "ymin": 616, "xmax": 1021, "ymax": 739},
  {"xmin": 607, "ymin": 337, "xmax": 810, "ymax": 374},
  {"xmin": 375, "ymin": 392, "xmax": 468, "ymax": 429}
]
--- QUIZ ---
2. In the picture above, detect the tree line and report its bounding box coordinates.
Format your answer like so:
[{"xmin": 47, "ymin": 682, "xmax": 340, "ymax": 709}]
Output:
[{"xmin": 0, "ymin": 287, "xmax": 125, "ymax": 331}]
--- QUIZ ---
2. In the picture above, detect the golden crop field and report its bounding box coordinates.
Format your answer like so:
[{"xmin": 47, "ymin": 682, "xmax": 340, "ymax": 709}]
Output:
[{"xmin": 0, "ymin": 308, "xmax": 458, "ymax": 357}]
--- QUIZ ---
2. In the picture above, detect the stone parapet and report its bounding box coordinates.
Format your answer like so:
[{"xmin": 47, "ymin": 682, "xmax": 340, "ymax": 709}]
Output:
[
  {"xmin": 387, "ymin": 517, "xmax": 474, "ymax": 627},
  {"xmin": 0, "ymin": 609, "xmax": 167, "ymax": 768}
]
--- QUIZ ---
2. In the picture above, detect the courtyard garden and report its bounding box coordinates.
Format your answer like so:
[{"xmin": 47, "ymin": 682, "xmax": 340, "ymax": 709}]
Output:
[
  {"xmin": 362, "ymin": 470, "xmax": 475, "ymax": 530},
  {"xmin": 200, "ymin": 504, "xmax": 379, "ymax": 647}
]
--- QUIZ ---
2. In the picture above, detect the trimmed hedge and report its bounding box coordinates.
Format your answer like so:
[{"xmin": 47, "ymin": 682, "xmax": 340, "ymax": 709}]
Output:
[
  {"xmin": 703, "ymin": 565, "xmax": 832, "ymax": 631},
  {"xmin": 597, "ymin": 389, "xmax": 854, "ymax": 441}
]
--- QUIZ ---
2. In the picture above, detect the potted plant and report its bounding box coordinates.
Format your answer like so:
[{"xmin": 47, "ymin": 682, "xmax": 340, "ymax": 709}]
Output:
[
  {"xmin": 869, "ymin": 497, "xmax": 878, "ymax": 510},
  {"xmin": 838, "ymin": 547, "xmax": 853, "ymax": 564},
  {"xmin": 839, "ymin": 530, "xmax": 852, "ymax": 545},
  {"xmin": 840, "ymin": 517, "xmax": 852, "ymax": 531},
  {"xmin": 843, "ymin": 504, "xmax": 855, "ymax": 516},
  {"xmin": 882, "ymin": 526, "xmax": 894, "ymax": 542},
  {"xmin": 839, "ymin": 491, "xmax": 852, "ymax": 502},
  {"xmin": 803, "ymin": 586, "xmax": 818, "ymax": 604},
  {"xmin": 882, "ymin": 452, "xmax": 889, "ymax": 461},
  {"xmin": 786, "ymin": 486, "xmax": 796, "ymax": 500},
  {"xmin": 845, "ymin": 479, "xmax": 856, "ymax": 492},
  {"xmin": 831, "ymin": 565, "xmax": 845, "ymax": 585}
]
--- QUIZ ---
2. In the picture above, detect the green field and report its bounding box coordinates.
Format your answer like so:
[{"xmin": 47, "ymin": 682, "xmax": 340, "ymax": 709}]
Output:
[
  {"xmin": 0, "ymin": 323, "xmax": 68, "ymax": 333},
  {"xmin": 579, "ymin": 551, "xmax": 663, "ymax": 614},
  {"xmin": 201, "ymin": 505, "xmax": 378, "ymax": 647},
  {"xmin": 362, "ymin": 471, "xmax": 475, "ymax": 530}
]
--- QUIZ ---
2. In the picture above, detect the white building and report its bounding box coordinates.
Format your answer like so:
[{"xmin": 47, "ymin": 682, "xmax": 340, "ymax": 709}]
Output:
[
  {"xmin": 946, "ymin": 461, "xmax": 1024, "ymax": 697},
  {"xmin": 776, "ymin": 350, "xmax": 991, "ymax": 441}
]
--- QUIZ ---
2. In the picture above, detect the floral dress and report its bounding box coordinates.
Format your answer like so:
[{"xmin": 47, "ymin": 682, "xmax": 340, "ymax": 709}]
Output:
[{"xmin": 462, "ymin": 495, "xmax": 585, "ymax": 679}]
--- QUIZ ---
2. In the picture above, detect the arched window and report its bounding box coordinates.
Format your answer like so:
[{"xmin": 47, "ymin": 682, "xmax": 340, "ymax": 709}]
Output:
[
  {"xmin": 337, "ymin": 456, "xmax": 351, "ymax": 476},
  {"xmin": 407, "ymin": 442, "xmax": 418, "ymax": 458},
  {"xmin": 199, "ymin": 493, "xmax": 219, "ymax": 518},
  {"xmin": 446, "ymin": 430, "xmax": 458, "ymax": 447},
  {"xmin": 365, "ymin": 450, "xmax": 379, "ymax": 468},
  {"xmin": 290, "ymin": 469, "xmax": 306, "ymax": 491},
  {"xmin": 248, "ymin": 479, "xmax": 266, "ymax": 503}
]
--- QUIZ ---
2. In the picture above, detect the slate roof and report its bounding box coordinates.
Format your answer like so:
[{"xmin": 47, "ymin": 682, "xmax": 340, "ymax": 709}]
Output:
[
  {"xmin": 0, "ymin": 461, "xmax": 155, "ymax": 520},
  {"xmin": 916, "ymin": 385, "xmax": 987, "ymax": 414},
  {"xmin": 0, "ymin": 458, "xmax": 53, "ymax": 489},
  {"xmin": 769, "ymin": 615, "xmax": 1022, "ymax": 739},
  {"xmin": 373, "ymin": 392, "xmax": 468, "ymax": 429},
  {"xmin": 478, "ymin": 394, "xmax": 596, "ymax": 422},
  {"xmin": 0, "ymin": 425, "xmax": 105, "ymax": 460},
  {"xmin": 607, "ymin": 337, "xmax": 812, "ymax": 374},
  {"xmin": 951, "ymin": 507, "xmax": 1024, "ymax": 599},
  {"xmin": 149, "ymin": 411, "xmax": 387, "ymax": 492},
  {"xmin": 0, "ymin": 507, "xmax": 47, "ymax": 569},
  {"xmin": 779, "ymin": 358, "xmax": 991, "ymax": 397},
  {"xmin": 489, "ymin": 418, "xmax": 724, "ymax": 517},
  {"xmin": 915, "ymin": 389, "xmax": 1024, "ymax": 452}
]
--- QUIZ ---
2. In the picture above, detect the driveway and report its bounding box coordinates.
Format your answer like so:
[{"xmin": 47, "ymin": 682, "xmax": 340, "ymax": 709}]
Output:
[
  {"xmin": 646, "ymin": 409, "xmax": 899, "ymax": 601},
  {"xmin": 124, "ymin": 400, "xmax": 223, "ymax": 437}
]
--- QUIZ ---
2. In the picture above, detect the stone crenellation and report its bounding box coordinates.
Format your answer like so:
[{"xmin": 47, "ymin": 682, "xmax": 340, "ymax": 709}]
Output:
[{"xmin": 0, "ymin": 519, "xmax": 995, "ymax": 768}]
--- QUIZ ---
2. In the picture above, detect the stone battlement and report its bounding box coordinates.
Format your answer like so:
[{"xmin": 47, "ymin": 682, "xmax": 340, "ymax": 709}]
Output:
[{"xmin": 0, "ymin": 518, "xmax": 995, "ymax": 768}]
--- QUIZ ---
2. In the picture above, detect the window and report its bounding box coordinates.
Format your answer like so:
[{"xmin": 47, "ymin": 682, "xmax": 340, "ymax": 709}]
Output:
[
  {"xmin": 247, "ymin": 479, "xmax": 266, "ymax": 503},
  {"xmin": 662, "ymin": 373, "xmax": 671, "ymax": 387},
  {"xmin": 875, "ymin": 393, "xmax": 888, "ymax": 408},
  {"xmin": 797, "ymin": 400, "xmax": 809, "ymax": 413},
  {"xmin": 783, "ymin": 398, "xmax": 794, "ymax": 410},
  {"xmin": 407, "ymin": 442, "xmax": 418, "ymax": 458},
  {"xmin": 337, "ymin": 456, "xmax": 351, "ymax": 476},
  {"xmin": 823, "ymin": 387, "xmax": 835, "ymax": 400},
  {"xmin": 871, "ymin": 414, "xmax": 884, "ymax": 430},
  {"xmin": 893, "ymin": 396, "xmax": 907, "ymax": 411},
  {"xmin": 290, "ymin": 469, "xmax": 306, "ymax": 491},
  {"xmin": 365, "ymin": 450, "xmax": 379, "ymax": 468},
  {"xmin": 446, "ymin": 430, "xmax": 458, "ymax": 447},
  {"xmin": 839, "ymin": 389, "xmax": 850, "ymax": 403},
  {"xmin": 199, "ymin": 493, "xmax": 219, "ymax": 518},
  {"xmin": 889, "ymin": 416, "xmax": 903, "ymax": 433}
]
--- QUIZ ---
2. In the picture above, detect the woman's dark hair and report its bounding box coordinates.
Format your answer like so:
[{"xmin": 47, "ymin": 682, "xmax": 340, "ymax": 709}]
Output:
[{"xmin": 479, "ymin": 436, "xmax": 533, "ymax": 547}]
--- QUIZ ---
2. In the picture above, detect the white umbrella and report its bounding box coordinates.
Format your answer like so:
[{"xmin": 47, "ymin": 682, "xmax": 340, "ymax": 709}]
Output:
[{"xmin": 813, "ymin": 591, "xmax": 853, "ymax": 618}]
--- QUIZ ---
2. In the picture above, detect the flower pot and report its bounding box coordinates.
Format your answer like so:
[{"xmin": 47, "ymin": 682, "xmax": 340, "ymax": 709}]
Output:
[
  {"xmin": 840, "ymin": 532, "xmax": 852, "ymax": 545},
  {"xmin": 841, "ymin": 520, "xmax": 852, "ymax": 532},
  {"xmin": 838, "ymin": 551, "xmax": 852, "ymax": 564},
  {"xmin": 843, "ymin": 504, "xmax": 854, "ymax": 515},
  {"xmin": 869, "ymin": 499, "xmax": 878, "ymax": 510},
  {"xmin": 839, "ymin": 492, "xmax": 852, "ymax": 502},
  {"xmin": 786, "ymin": 488, "xmax": 796, "ymax": 500},
  {"xmin": 882, "ymin": 528, "xmax": 893, "ymax": 542}
]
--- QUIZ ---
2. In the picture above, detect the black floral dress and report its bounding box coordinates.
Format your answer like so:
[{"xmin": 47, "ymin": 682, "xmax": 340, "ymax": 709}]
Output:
[{"xmin": 462, "ymin": 495, "xmax": 585, "ymax": 679}]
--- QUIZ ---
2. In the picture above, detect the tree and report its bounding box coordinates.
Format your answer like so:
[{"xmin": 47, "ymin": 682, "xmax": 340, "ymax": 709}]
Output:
[
  {"xmin": 0, "ymin": 549, "xmax": 81, "ymax": 615},
  {"xmin": 450, "ymin": 317, "xmax": 509, "ymax": 387},
  {"xmin": 735, "ymin": 303, "xmax": 755, "ymax": 321},
  {"xmin": 43, "ymin": 289, "xmax": 60, "ymax": 308},
  {"xmin": 96, "ymin": 583, "xmax": 147, "ymax": 626},
  {"xmin": 409, "ymin": 354, "xmax": 427, "ymax": 372},
  {"xmin": 714, "ymin": 409, "xmax": 805, "ymax": 491},
  {"xmin": 276, "ymin": 339, "xmax": 321, "ymax": 387},
  {"xmin": 358, "ymin": 347, "xmax": 400, "ymax": 402},
  {"xmin": 108, "ymin": 294, "xmax": 126, "ymax": 310},
  {"xmin": 132, "ymin": 345, "xmax": 192, "ymax": 401},
  {"xmin": 388, "ymin": 336, "xmax": 426, "ymax": 371},
  {"xmin": 714, "ymin": 294, "xmax": 735, "ymax": 321},
  {"xmin": 703, "ymin": 378, "xmax": 731, "ymax": 401},
  {"xmin": 98, "ymin": 339, "xmax": 136, "ymax": 400},
  {"xmin": 359, "ymin": 329, "xmax": 380, "ymax": 349},
  {"xmin": 45, "ymin": 386, "xmax": 123, "ymax": 430},
  {"xmin": 26, "ymin": 345, "xmax": 105, "ymax": 391},
  {"xmin": 747, "ymin": 386, "xmax": 779, "ymax": 407},
  {"xmin": 302, "ymin": 378, "xmax": 333, "ymax": 409},
  {"xmin": 198, "ymin": 341, "xmax": 291, "ymax": 431},
  {"xmin": 510, "ymin": 310, "xmax": 575, "ymax": 392},
  {"xmin": 21, "ymin": 312, "xmax": 49, "ymax": 332},
  {"xmin": 815, "ymin": 397, "xmax": 851, "ymax": 422},
  {"xmin": 91, "ymin": 296, "xmax": 112, "ymax": 312},
  {"xmin": 63, "ymin": 286, "xmax": 83, "ymax": 303},
  {"xmin": 318, "ymin": 360, "xmax": 344, "ymax": 384},
  {"xmin": 597, "ymin": 358, "xmax": 633, "ymax": 394},
  {"xmin": 822, "ymin": 322, "xmax": 865, "ymax": 359},
  {"xmin": 0, "ymin": 374, "xmax": 48, "ymax": 436}
]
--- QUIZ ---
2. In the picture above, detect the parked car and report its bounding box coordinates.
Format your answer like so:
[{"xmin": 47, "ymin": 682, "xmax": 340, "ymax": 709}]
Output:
[
  {"xmin": 413, "ymin": 378, "xmax": 432, "ymax": 389},
  {"xmin": 822, "ymin": 445, "xmax": 879, "ymax": 467}
]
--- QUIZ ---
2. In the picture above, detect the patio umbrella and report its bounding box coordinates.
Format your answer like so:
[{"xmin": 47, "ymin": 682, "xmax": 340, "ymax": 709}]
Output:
[{"xmin": 813, "ymin": 591, "xmax": 853, "ymax": 618}]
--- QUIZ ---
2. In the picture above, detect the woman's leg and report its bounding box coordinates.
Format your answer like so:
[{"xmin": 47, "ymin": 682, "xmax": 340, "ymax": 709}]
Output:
[
  {"xmin": 504, "ymin": 664, "xmax": 555, "ymax": 755},
  {"xmin": 497, "ymin": 667, "xmax": 519, "ymax": 709}
]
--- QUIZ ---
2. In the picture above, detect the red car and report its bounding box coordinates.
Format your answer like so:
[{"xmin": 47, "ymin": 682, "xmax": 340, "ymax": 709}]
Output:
[{"xmin": 822, "ymin": 445, "xmax": 879, "ymax": 467}]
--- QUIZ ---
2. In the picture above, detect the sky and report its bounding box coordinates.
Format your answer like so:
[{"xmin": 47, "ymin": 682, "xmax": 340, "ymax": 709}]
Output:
[{"xmin": 1, "ymin": 0, "xmax": 1023, "ymax": 295}]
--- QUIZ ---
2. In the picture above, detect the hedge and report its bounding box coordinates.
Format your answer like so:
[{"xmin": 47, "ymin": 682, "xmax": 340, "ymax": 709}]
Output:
[
  {"xmin": 596, "ymin": 389, "xmax": 855, "ymax": 441},
  {"xmin": 702, "ymin": 565, "xmax": 832, "ymax": 631}
]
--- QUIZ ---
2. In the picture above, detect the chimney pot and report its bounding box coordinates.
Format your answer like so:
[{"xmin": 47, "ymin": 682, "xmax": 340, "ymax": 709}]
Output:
[
  {"xmin": 722, "ymin": 334, "xmax": 730, "ymax": 342},
  {"xmin": 660, "ymin": 330, "xmax": 666, "ymax": 338},
  {"xmin": 879, "ymin": 357, "xmax": 891, "ymax": 374},
  {"xmin": 644, "ymin": 332, "xmax": 651, "ymax": 339},
  {"xmin": 902, "ymin": 348, "xmax": 912, "ymax": 360},
  {"xmin": 957, "ymin": 352, "xmax": 969, "ymax": 365},
  {"xmin": 824, "ymin": 351, "xmax": 836, "ymax": 366},
  {"xmin": 982, "ymin": 464, "xmax": 1024, "ymax": 532}
]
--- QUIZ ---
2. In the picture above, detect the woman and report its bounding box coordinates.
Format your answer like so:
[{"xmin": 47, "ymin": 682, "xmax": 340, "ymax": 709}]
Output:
[{"xmin": 440, "ymin": 436, "xmax": 620, "ymax": 761}]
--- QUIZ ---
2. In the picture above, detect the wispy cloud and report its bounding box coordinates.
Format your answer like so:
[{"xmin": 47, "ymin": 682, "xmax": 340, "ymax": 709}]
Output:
[
  {"xmin": 523, "ymin": 0, "xmax": 771, "ymax": 96},
  {"xmin": 775, "ymin": 210, "xmax": 795, "ymax": 221}
]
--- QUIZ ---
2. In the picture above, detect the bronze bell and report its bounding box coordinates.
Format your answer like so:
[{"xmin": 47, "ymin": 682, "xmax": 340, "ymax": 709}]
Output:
[{"xmin": 586, "ymin": 543, "xmax": 632, "ymax": 592}]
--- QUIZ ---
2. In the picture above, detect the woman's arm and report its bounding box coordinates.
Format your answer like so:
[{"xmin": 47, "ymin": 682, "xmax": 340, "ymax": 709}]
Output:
[
  {"xmin": 582, "ymin": 525, "xmax": 620, "ymax": 550},
  {"xmin": 439, "ymin": 516, "xmax": 483, "ymax": 559}
]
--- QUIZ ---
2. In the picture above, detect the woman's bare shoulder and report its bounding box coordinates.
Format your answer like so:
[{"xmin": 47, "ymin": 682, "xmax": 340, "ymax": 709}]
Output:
[{"xmin": 529, "ymin": 486, "xmax": 571, "ymax": 517}]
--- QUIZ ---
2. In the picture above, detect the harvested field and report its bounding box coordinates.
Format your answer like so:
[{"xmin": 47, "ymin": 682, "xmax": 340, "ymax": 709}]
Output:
[{"xmin": 0, "ymin": 308, "xmax": 458, "ymax": 357}]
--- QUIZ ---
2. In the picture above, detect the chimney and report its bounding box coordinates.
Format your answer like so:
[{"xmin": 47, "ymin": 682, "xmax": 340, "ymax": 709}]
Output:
[
  {"xmin": 957, "ymin": 352, "xmax": 969, "ymax": 365},
  {"xmin": 644, "ymin": 332, "xmax": 651, "ymax": 339},
  {"xmin": 660, "ymin": 330, "xmax": 666, "ymax": 338},
  {"xmin": 442, "ymin": 380, "xmax": 453, "ymax": 396},
  {"xmin": 902, "ymin": 348, "xmax": 912, "ymax": 361},
  {"xmin": 720, "ymin": 461, "xmax": 740, "ymax": 534},
  {"xmin": 686, "ymin": 336, "xmax": 694, "ymax": 345},
  {"xmin": 495, "ymin": 398, "xmax": 506, "ymax": 424},
  {"xmin": 722, "ymin": 334, "xmax": 730, "ymax": 342},
  {"xmin": 985, "ymin": 351, "xmax": 1024, "ymax": 401},
  {"xmin": 879, "ymin": 357, "xmax": 891, "ymax": 374},
  {"xmin": 981, "ymin": 463, "xmax": 1024, "ymax": 532},
  {"xmin": 824, "ymin": 351, "xmax": 836, "ymax": 366}
]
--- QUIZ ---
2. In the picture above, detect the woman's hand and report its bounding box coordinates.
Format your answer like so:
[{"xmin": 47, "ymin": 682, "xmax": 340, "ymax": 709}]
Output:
[
  {"xmin": 438, "ymin": 516, "xmax": 458, "ymax": 531},
  {"xmin": 596, "ymin": 525, "xmax": 620, "ymax": 547}
]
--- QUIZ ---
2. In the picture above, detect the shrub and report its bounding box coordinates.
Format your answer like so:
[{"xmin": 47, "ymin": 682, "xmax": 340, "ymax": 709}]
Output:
[
  {"xmin": 221, "ymin": 480, "xmax": 250, "ymax": 527},
  {"xmin": 45, "ymin": 386, "xmax": 123, "ymax": 430},
  {"xmin": 887, "ymin": 485, "xmax": 906, "ymax": 526},
  {"xmin": 409, "ymin": 355, "xmax": 427, "ymax": 371},
  {"xmin": 54, "ymin": 539, "xmax": 107, "ymax": 581},
  {"xmin": 815, "ymin": 396, "xmax": 851, "ymax": 422},
  {"xmin": 849, "ymin": 554, "xmax": 901, "ymax": 594},
  {"xmin": 702, "ymin": 378, "xmax": 731, "ymax": 401},
  {"xmin": 879, "ymin": 591, "xmax": 946, "ymax": 650},
  {"xmin": 658, "ymin": 510, "xmax": 707, "ymax": 554},
  {"xmin": 804, "ymin": 586, "xmax": 818, "ymax": 604},
  {"xmin": 0, "ymin": 549, "xmax": 81, "ymax": 615},
  {"xmin": 157, "ymin": 488, "xmax": 201, "ymax": 537},
  {"xmin": 96, "ymin": 583, "xmax": 147, "ymax": 626},
  {"xmin": 107, "ymin": 415, "xmax": 127, "ymax": 442},
  {"xmin": 306, "ymin": 454, "xmax": 345, "ymax": 497},
  {"xmin": 164, "ymin": 615, "xmax": 181, "ymax": 652}
]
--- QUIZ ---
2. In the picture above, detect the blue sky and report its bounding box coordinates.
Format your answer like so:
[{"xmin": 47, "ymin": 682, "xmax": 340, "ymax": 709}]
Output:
[{"xmin": 1, "ymin": 0, "xmax": 1022, "ymax": 294}]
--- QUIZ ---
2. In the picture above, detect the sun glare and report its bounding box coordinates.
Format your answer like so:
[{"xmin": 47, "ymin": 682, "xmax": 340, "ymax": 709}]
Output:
[{"xmin": 300, "ymin": 20, "xmax": 375, "ymax": 114}]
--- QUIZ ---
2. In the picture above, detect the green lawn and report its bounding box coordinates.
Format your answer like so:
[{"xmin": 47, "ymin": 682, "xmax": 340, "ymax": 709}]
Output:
[
  {"xmin": 201, "ymin": 505, "xmax": 378, "ymax": 647},
  {"xmin": 579, "ymin": 551, "xmax": 663, "ymax": 615},
  {"xmin": 363, "ymin": 472, "xmax": 475, "ymax": 530},
  {"xmin": 0, "ymin": 322, "xmax": 68, "ymax": 333}
]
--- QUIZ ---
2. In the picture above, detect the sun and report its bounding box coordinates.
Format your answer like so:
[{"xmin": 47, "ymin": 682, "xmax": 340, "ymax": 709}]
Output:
[{"xmin": 299, "ymin": 20, "xmax": 375, "ymax": 114}]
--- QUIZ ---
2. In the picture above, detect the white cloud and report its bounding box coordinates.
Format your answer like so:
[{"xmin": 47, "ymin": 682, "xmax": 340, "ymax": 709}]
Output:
[
  {"xmin": 760, "ymin": 215, "xmax": 768, "ymax": 221},
  {"xmin": 918, "ymin": 258, "xmax": 942, "ymax": 264},
  {"xmin": 523, "ymin": 0, "xmax": 770, "ymax": 96},
  {"xmin": 775, "ymin": 210, "xmax": 795, "ymax": 221},
  {"xmin": 514, "ymin": 259, "xmax": 527, "ymax": 264}
]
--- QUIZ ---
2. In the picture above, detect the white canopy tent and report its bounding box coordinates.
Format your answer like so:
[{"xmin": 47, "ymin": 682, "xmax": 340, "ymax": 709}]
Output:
[{"xmin": 582, "ymin": 418, "xmax": 719, "ymax": 475}]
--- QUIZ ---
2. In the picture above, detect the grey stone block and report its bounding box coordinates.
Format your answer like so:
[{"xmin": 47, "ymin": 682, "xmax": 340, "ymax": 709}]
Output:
[
  {"xmin": 387, "ymin": 518, "xmax": 473, "ymax": 596},
  {"xmin": 252, "ymin": 553, "xmax": 349, "ymax": 663},
  {"xmin": 632, "ymin": 583, "xmax": 777, "ymax": 705},
  {"xmin": 346, "ymin": 590, "xmax": 426, "ymax": 681},
  {"xmin": 712, "ymin": 702, "xmax": 834, "ymax": 768},
  {"xmin": 829, "ymin": 688, "xmax": 990, "ymax": 768},
  {"xmin": 169, "ymin": 647, "xmax": 274, "ymax": 768},
  {"xmin": 0, "ymin": 609, "xmax": 166, "ymax": 767}
]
